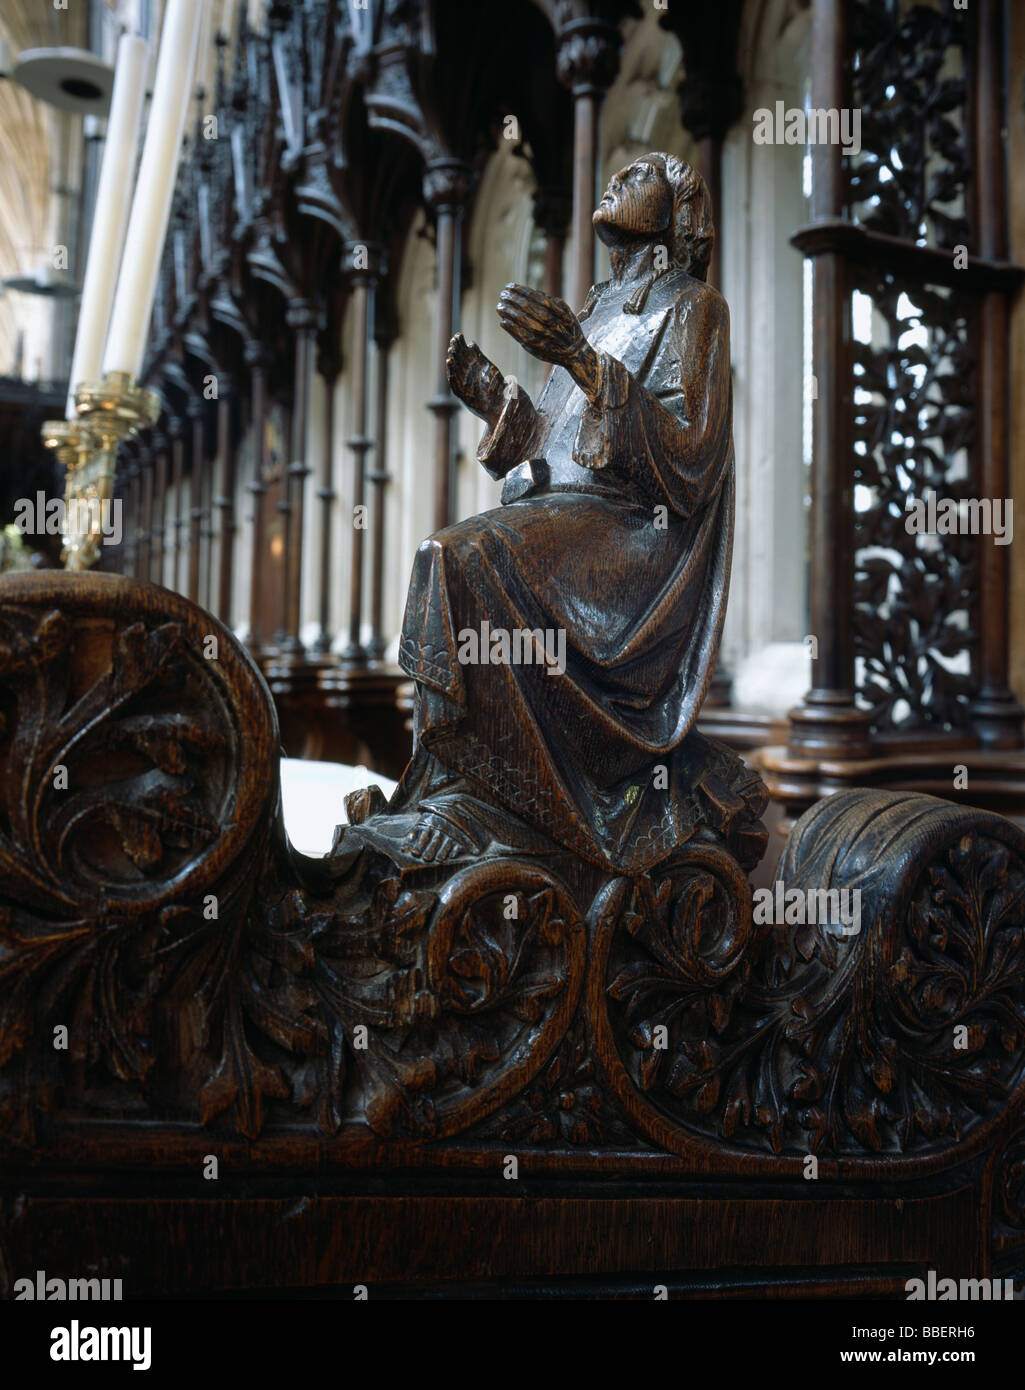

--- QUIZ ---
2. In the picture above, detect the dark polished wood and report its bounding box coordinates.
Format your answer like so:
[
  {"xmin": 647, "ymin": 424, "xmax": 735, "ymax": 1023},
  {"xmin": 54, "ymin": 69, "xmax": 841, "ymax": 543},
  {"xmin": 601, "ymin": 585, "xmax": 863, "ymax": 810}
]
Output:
[
  {"xmin": 137, "ymin": 441, "xmax": 153, "ymax": 583},
  {"xmin": 786, "ymin": 0, "xmax": 871, "ymax": 761},
  {"xmin": 245, "ymin": 350, "xmax": 268, "ymax": 654},
  {"xmin": 367, "ymin": 331, "xmax": 393, "ymax": 662},
  {"xmin": 424, "ymin": 163, "xmax": 470, "ymax": 532},
  {"xmin": 969, "ymin": 0, "xmax": 1024, "ymax": 747},
  {"xmin": 169, "ymin": 416, "xmax": 184, "ymax": 593},
  {"xmin": 281, "ymin": 300, "xmax": 315, "ymax": 653},
  {"xmin": 6, "ymin": 151, "xmax": 1025, "ymax": 1297},
  {"xmin": 555, "ymin": 17, "xmax": 622, "ymax": 311},
  {"xmin": 1, "ymin": 567, "xmax": 1023, "ymax": 1294},
  {"xmin": 342, "ymin": 260, "xmax": 374, "ymax": 662},
  {"xmin": 187, "ymin": 399, "xmax": 204, "ymax": 605},
  {"xmin": 214, "ymin": 386, "xmax": 236, "ymax": 624},
  {"xmin": 771, "ymin": 0, "xmax": 1025, "ymax": 819},
  {"xmin": 151, "ymin": 431, "xmax": 167, "ymax": 586}
]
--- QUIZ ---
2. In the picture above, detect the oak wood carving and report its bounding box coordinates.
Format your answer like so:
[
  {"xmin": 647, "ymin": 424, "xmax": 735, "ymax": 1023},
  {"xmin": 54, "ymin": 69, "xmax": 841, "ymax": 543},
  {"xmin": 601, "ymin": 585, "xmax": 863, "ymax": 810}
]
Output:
[{"xmin": 3, "ymin": 155, "xmax": 1025, "ymax": 1295}]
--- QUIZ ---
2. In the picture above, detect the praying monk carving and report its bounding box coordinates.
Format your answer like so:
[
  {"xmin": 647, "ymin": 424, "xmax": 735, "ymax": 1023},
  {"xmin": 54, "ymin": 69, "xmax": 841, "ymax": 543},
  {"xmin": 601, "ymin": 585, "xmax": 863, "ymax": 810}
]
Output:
[
  {"xmin": 349, "ymin": 153, "xmax": 768, "ymax": 876},
  {"xmin": 19, "ymin": 157, "xmax": 1025, "ymax": 1180}
]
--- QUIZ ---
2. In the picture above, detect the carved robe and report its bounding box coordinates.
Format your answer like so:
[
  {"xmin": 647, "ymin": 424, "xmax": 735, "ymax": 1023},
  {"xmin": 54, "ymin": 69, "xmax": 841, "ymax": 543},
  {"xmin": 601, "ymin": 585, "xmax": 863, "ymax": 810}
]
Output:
[{"xmin": 397, "ymin": 266, "xmax": 735, "ymax": 872}]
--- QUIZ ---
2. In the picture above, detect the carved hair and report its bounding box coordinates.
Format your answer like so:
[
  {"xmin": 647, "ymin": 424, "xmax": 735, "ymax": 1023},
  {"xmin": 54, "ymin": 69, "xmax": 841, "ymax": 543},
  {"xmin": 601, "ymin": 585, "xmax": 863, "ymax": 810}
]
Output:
[
  {"xmin": 648, "ymin": 152, "xmax": 714, "ymax": 281},
  {"xmin": 620, "ymin": 154, "xmax": 714, "ymax": 313}
]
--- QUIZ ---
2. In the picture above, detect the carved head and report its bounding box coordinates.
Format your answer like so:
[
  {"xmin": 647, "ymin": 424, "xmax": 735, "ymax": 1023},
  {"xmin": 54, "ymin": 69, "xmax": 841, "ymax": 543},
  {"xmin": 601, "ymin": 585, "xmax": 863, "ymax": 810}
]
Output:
[{"xmin": 593, "ymin": 153, "xmax": 713, "ymax": 281}]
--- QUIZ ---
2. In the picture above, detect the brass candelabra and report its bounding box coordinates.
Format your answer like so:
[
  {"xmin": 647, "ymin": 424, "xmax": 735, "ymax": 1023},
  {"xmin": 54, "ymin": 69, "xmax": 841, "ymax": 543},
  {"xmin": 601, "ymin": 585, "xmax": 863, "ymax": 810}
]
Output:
[{"xmin": 42, "ymin": 371, "xmax": 161, "ymax": 571}]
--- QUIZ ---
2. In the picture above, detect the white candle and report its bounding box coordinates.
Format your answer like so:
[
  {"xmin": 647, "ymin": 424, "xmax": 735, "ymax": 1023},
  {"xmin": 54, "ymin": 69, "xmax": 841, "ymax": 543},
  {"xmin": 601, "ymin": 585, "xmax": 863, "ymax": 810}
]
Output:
[
  {"xmin": 65, "ymin": 33, "xmax": 148, "ymax": 418},
  {"xmin": 102, "ymin": 0, "xmax": 204, "ymax": 381}
]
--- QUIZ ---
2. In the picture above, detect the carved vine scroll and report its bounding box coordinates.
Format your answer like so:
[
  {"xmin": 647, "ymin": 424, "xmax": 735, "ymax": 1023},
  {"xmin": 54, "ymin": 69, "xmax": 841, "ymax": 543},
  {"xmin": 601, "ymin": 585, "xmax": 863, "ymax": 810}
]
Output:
[{"xmin": 3, "ymin": 573, "xmax": 1024, "ymax": 1182}]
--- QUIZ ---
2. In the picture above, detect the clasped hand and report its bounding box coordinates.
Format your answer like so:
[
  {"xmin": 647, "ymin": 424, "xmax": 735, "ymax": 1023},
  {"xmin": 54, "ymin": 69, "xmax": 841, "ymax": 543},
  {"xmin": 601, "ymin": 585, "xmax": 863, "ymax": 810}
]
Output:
[
  {"xmin": 498, "ymin": 284, "xmax": 599, "ymax": 396},
  {"xmin": 444, "ymin": 287, "xmax": 601, "ymax": 429}
]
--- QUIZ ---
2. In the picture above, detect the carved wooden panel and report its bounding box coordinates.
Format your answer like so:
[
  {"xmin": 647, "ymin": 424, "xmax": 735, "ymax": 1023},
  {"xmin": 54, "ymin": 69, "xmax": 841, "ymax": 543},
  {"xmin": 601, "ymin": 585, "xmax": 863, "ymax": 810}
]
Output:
[
  {"xmin": 850, "ymin": 0, "xmax": 971, "ymax": 249},
  {"xmin": 3, "ymin": 575, "xmax": 1024, "ymax": 1195},
  {"xmin": 848, "ymin": 0, "xmax": 980, "ymax": 733},
  {"xmin": 852, "ymin": 278, "xmax": 977, "ymax": 730}
]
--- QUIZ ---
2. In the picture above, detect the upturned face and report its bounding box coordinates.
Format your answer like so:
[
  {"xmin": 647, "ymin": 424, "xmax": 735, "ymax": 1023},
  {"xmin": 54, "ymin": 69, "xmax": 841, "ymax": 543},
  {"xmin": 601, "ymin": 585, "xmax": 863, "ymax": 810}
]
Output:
[{"xmin": 593, "ymin": 157, "xmax": 673, "ymax": 246}]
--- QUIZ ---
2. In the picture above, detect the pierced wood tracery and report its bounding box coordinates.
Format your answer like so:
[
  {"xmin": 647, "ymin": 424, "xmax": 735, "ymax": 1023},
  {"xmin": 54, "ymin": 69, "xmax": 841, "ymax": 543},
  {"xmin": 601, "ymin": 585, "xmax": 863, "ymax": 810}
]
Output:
[
  {"xmin": 848, "ymin": 0, "xmax": 980, "ymax": 733},
  {"xmin": 852, "ymin": 279, "xmax": 977, "ymax": 731}
]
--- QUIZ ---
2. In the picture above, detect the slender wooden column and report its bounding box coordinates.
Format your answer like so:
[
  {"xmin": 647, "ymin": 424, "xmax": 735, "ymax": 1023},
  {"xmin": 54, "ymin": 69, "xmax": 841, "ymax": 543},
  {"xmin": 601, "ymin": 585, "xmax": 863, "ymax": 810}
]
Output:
[
  {"xmin": 187, "ymin": 398, "xmax": 204, "ymax": 605},
  {"xmin": 662, "ymin": 7, "xmax": 743, "ymax": 294},
  {"xmin": 533, "ymin": 187, "xmax": 571, "ymax": 300},
  {"xmin": 170, "ymin": 416, "xmax": 185, "ymax": 593},
  {"xmin": 138, "ymin": 437, "xmax": 154, "ymax": 582},
  {"xmin": 556, "ymin": 19, "xmax": 621, "ymax": 311},
  {"xmin": 969, "ymin": 0, "xmax": 1023, "ymax": 747},
  {"xmin": 367, "ymin": 330, "xmax": 393, "ymax": 662},
  {"xmin": 246, "ymin": 348, "xmax": 269, "ymax": 653},
  {"xmin": 785, "ymin": 0, "xmax": 871, "ymax": 759},
  {"xmin": 214, "ymin": 379, "xmax": 236, "ymax": 625},
  {"xmin": 122, "ymin": 451, "xmax": 139, "ymax": 579},
  {"xmin": 152, "ymin": 429, "xmax": 167, "ymax": 586},
  {"xmin": 200, "ymin": 488, "xmax": 212, "ymax": 611},
  {"xmin": 342, "ymin": 257, "xmax": 377, "ymax": 664},
  {"xmin": 424, "ymin": 160, "xmax": 471, "ymax": 532},
  {"xmin": 201, "ymin": 402, "xmax": 216, "ymax": 615},
  {"xmin": 280, "ymin": 299, "xmax": 315, "ymax": 652},
  {"xmin": 312, "ymin": 326, "xmax": 341, "ymax": 657}
]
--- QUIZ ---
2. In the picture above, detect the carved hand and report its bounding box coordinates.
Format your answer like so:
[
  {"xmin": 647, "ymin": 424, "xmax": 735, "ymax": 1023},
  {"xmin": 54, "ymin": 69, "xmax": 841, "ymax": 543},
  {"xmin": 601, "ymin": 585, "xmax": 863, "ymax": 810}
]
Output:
[
  {"xmin": 446, "ymin": 332, "xmax": 506, "ymax": 425},
  {"xmin": 497, "ymin": 284, "xmax": 600, "ymax": 397}
]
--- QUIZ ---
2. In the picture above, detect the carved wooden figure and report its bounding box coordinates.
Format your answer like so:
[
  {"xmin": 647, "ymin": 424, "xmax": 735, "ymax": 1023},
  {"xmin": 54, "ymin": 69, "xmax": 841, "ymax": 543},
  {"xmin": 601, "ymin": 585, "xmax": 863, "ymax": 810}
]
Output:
[{"xmin": 2, "ymin": 158, "xmax": 1024, "ymax": 1298}]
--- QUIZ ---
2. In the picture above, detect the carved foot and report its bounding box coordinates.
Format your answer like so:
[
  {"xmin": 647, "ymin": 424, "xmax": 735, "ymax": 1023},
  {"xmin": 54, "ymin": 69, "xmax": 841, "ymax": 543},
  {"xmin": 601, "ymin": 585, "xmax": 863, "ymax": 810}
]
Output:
[{"xmin": 403, "ymin": 811, "xmax": 477, "ymax": 863}]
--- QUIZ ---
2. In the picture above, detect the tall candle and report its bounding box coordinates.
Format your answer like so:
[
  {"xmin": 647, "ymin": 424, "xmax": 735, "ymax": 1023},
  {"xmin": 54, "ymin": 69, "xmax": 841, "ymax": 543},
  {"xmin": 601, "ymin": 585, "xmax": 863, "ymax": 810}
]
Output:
[
  {"xmin": 102, "ymin": 0, "xmax": 204, "ymax": 381},
  {"xmin": 65, "ymin": 33, "xmax": 148, "ymax": 418}
]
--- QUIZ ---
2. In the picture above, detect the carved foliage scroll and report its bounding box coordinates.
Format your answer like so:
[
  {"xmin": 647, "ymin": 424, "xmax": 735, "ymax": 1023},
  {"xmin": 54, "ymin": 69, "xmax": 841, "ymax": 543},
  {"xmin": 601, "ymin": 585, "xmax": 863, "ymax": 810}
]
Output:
[
  {"xmin": 4, "ymin": 581, "xmax": 1025, "ymax": 1174},
  {"xmin": 0, "ymin": 578, "xmax": 588, "ymax": 1144},
  {"xmin": 599, "ymin": 792, "xmax": 1025, "ymax": 1158}
]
